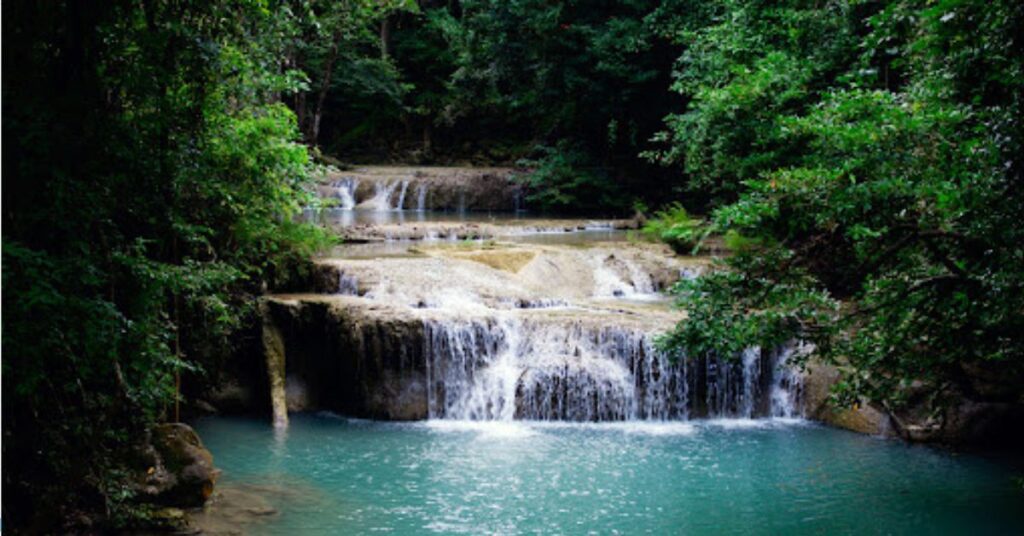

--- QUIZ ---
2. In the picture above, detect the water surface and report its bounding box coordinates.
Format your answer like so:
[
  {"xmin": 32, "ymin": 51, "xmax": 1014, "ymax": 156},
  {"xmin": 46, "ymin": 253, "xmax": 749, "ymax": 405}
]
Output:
[{"xmin": 195, "ymin": 415, "xmax": 1023, "ymax": 535}]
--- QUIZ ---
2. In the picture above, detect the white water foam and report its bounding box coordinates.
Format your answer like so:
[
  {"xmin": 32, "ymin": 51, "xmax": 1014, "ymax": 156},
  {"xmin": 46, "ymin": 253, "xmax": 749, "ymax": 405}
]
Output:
[
  {"xmin": 360, "ymin": 179, "xmax": 411, "ymax": 210},
  {"xmin": 330, "ymin": 177, "xmax": 360, "ymax": 210},
  {"xmin": 424, "ymin": 419, "xmax": 539, "ymax": 439},
  {"xmin": 422, "ymin": 419, "xmax": 699, "ymax": 437},
  {"xmin": 422, "ymin": 316, "xmax": 802, "ymax": 423}
]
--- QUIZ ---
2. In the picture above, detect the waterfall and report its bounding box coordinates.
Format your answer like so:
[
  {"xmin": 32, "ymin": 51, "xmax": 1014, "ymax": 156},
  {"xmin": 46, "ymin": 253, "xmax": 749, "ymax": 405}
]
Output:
[
  {"xmin": 395, "ymin": 180, "xmax": 410, "ymax": 210},
  {"xmin": 769, "ymin": 345, "xmax": 804, "ymax": 418},
  {"xmin": 330, "ymin": 177, "xmax": 360, "ymax": 210},
  {"xmin": 422, "ymin": 317, "xmax": 800, "ymax": 422},
  {"xmin": 361, "ymin": 180, "xmax": 411, "ymax": 210},
  {"xmin": 739, "ymin": 347, "xmax": 761, "ymax": 418},
  {"xmin": 705, "ymin": 347, "xmax": 761, "ymax": 419},
  {"xmin": 592, "ymin": 256, "xmax": 659, "ymax": 299},
  {"xmin": 337, "ymin": 271, "xmax": 359, "ymax": 295},
  {"xmin": 415, "ymin": 184, "xmax": 428, "ymax": 211}
]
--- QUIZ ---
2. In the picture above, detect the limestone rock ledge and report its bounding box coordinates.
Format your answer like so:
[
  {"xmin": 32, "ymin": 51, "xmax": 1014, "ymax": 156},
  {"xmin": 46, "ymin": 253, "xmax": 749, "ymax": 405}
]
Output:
[
  {"xmin": 264, "ymin": 296, "xmax": 430, "ymax": 420},
  {"xmin": 259, "ymin": 295, "xmax": 1024, "ymax": 446},
  {"xmin": 801, "ymin": 361, "xmax": 1024, "ymax": 446}
]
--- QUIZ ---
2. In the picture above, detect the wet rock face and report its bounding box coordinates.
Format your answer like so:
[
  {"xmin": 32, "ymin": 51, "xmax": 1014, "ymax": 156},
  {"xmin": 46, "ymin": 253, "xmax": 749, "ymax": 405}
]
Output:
[
  {"xmin": 136, "ymin": 423, "xmax": 219, "ymax": 508},
  {"xmin": 800, "ymin": 361, "xmax": 1024, "ymax": 446},
  {"xmin": 933, "ymin": 401, "xmax": 1024, "ymax": 446},
  {"xmin": 264, "ymin": 299, "xmax": 430, "ymax": 420},
  {"xmin": 886, "ymin": 384, "xmax": 1024, "ymax": 446},
  {"xmin": 262, "ymin": 301, "xmax": 289, "ymax": 429}
]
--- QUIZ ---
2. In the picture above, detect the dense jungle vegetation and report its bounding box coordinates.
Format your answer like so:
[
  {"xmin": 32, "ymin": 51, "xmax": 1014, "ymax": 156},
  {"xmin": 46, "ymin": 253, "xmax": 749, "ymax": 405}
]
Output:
[{"xmin": 3, "ymin": 0, "xmax": 1022, "ymax": 531}]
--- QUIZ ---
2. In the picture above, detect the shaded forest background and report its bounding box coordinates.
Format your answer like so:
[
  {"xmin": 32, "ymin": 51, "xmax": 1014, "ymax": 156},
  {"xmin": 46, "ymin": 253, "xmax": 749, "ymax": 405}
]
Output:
[{"xmin": 3, "ymin": 0, "xmax": 1022, "ymax": 532}]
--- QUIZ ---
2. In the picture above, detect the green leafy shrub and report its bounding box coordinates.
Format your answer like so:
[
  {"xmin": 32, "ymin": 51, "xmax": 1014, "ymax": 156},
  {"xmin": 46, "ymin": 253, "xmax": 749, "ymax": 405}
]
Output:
[
  {"xmin": 641, "ymin": 203, "xmax": 705, "ymax": 254},
  {"xmin": 659, "ymin": 0, "xmax": 1024, "ymax": 415},
  {"xmin": 2, "ymin": 2, "xmax": 331, "ymax": 530}
]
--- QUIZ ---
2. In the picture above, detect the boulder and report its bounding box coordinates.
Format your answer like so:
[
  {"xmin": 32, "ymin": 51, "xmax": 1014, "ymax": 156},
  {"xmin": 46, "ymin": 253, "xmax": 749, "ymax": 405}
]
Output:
[
  {"xmin": 889, "ymin": 395, "xmax": 1024, "ymax": 445},
  {"xmin": 136, "ymin": 423, "xmax": 219, "ymax": 508},
  {"xmin": 802, "ymin": 362, "xmax": 892, "ymax": 436},
  {"xmin": 801, "ymin": 360, "xmax": 1024, "ymax": 446}
]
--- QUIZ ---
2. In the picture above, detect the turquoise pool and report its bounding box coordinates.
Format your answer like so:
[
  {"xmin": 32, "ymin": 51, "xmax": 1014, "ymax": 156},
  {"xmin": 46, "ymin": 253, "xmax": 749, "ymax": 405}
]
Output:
[{"xmin": 193, "ymin": 415, "xmax": 1023, "ymax": 535}]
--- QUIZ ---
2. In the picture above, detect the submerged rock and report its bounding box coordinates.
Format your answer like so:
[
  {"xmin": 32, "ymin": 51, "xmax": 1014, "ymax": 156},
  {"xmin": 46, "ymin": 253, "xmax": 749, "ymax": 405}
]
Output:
[{"xmin": 187, "ymin": 481, "xmax": 326, "ymax": 535}]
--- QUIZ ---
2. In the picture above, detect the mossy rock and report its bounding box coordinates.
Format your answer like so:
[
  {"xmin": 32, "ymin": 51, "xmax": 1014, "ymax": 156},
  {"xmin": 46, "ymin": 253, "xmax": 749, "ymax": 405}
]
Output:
[{"xmin": 142, "ymin": 423, "xmax": 219, "ymax": 508}]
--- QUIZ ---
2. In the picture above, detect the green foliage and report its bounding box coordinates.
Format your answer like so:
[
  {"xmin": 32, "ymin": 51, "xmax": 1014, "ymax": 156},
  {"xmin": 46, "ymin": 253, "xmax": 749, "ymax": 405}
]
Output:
[
  {"xmin": 284, "ymin": 0, "xmax": 415, "ymax": 147},
  {"xmin": 648, "ymin": 0, "xmax": 861, "ymax": 204},
  {"xmin": 662, "ymin": 249, "xmax": 839, "ymax": 359},
  {"xmin": 660, "ymin": 0, "xmax": 1024, "ymax": 412},
  {"xmin": 327, "ymin": 0, "xmax": 688, "ymax": 205},
  {"xmin": 641, "ymin": 203, "xmax": 706, "ymax": 253},
  {"xmin": 3, "ymin": 1, "xmax": 330, "ymax": 530},
  {"xmin": 516, "ymin": 142, "xmax": 627, "ymax": 212}
]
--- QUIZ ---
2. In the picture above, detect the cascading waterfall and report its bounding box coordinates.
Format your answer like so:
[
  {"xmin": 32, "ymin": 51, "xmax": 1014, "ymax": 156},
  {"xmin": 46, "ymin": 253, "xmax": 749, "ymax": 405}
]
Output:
[
  {"xmin": 280, "ymin": 186, "xmax": 806, "ymax": 426},
  {"xmin": 337, "ymin": 271, "xmax": 359, "ymax": 296},
  {"xmin": 330, "ymin": 177, "xmax": 360, "ymax": 210},
  {"xmin": 591, "ymin": 256, "xmax": 658, "ymax": 299},
  {"xmin": 415, "ymin": 184, "xmax": 427, "ymax": 211},
  {"xmin": 423, "ymin": 317, "xmax": 801, "ymax": 422},
  {"xmin": 395, "ymin": 180, "xmax": 410, "ymax": 210},
  {"xmin": 769, "ymin": 344, "xmax": 804, "ymax": 418},
  {"xmin": 362, "ymin": 180, "xmax": 411, "ymax": 210}
]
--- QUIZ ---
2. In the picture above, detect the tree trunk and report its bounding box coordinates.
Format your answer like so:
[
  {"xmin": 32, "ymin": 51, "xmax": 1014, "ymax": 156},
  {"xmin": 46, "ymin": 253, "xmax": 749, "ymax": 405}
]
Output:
[
  {"xmin": 296, "ymin": 90, "xmax": 307, "ymax": 140},
  {"xmin": 308, "ymin": 31, "xmax": 343, "ymax": 146},
  {"xmin": 380, "ymin": 16, "xmax": 392, "ymax": 59}
]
